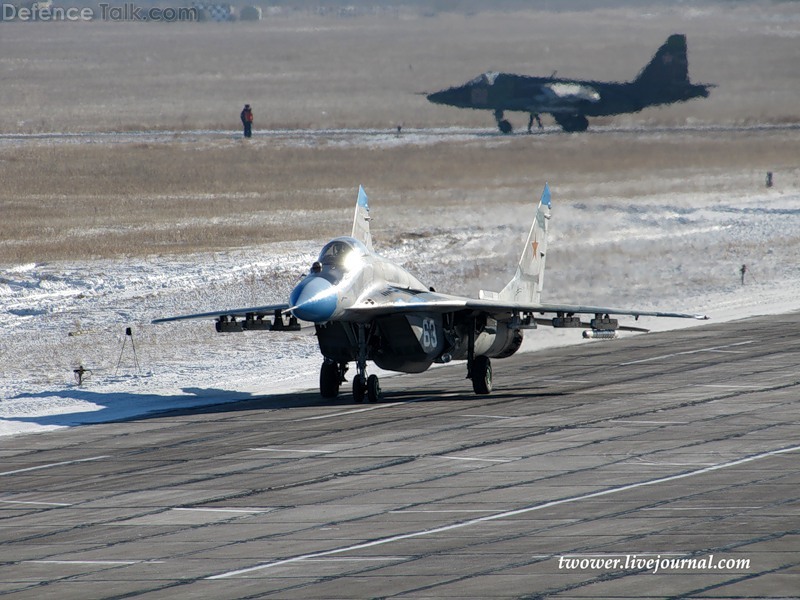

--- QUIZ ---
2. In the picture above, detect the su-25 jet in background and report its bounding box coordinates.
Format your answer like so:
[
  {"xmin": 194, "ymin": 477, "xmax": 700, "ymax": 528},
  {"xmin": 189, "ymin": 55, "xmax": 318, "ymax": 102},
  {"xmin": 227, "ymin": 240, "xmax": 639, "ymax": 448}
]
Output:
[
  {"xmin": 154, "ymin": 185, "xmax": 708, "ymax": 403},
  {"xmin": 426, "ymin": 34, "xmax": 713, "ymax": 133}
]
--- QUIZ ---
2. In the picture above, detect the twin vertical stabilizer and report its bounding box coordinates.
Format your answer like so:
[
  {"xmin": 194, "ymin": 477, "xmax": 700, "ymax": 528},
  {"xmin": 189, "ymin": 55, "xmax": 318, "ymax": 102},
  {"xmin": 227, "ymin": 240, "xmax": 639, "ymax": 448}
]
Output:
[
  {"xmin": 480, "ymin": 184, "xmax": 551, "ymax": 305},
  {"xmin": 352, "ymin": 183, "xmax": 551, "ymax": 306},
  {"xmin": 352, "ymin": 185, "xmax": 373, "ymax": 251}
]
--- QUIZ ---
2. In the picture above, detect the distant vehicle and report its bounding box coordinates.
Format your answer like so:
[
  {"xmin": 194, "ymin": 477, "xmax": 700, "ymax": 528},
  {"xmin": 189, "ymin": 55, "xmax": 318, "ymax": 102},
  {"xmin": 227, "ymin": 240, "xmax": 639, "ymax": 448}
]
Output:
[
  {"xmin": 153, "ymin": 185, "xmax": 707, "ymax": 402},
  {"xmin": 426, "ymin": 34, "xmax": 712, "ymax": 133}
]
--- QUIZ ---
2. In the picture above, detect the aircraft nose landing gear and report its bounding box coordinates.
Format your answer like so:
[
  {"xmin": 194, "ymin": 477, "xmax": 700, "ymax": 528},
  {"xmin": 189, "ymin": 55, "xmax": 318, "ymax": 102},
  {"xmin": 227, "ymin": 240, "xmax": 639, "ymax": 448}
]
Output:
[
  {"xmin": 352, "ymin": 371, "xmax": 381, "ymax": 403},
  {"xmin": 353, "ymin": 373, "xmax": 367, "ymax": 403},
  {"xmin": 352, "ymin": 324, "xmax": 382, "ymax": 403},
  {"xmin": 494, "ymin": 109, "xmax": 513, "ymax": 134},
  {"xmin": 367, "ymin": 374, "xmax": 381, "ymax": 403}
]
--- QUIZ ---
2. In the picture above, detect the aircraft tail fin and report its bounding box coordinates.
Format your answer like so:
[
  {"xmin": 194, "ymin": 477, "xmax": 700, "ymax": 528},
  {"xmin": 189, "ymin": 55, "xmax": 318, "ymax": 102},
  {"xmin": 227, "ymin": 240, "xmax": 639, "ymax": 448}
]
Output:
[
  {"xmin": 633, "ymin": 34, "xmax": 690, "ymax": 89},
  {"xmin": 480, "ymin": 184, "xmax": 551, "ymax": 305},
  {"xmin": 351, "ymin": 185, "xmax": 373, "ymax": 251}
]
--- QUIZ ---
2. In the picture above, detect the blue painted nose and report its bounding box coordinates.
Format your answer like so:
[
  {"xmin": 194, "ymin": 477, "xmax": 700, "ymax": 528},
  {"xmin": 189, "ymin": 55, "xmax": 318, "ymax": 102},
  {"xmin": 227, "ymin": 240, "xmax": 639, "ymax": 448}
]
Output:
[{"xmin": 290, "ymin": 277, "xmax": 337, "ymax": 322}]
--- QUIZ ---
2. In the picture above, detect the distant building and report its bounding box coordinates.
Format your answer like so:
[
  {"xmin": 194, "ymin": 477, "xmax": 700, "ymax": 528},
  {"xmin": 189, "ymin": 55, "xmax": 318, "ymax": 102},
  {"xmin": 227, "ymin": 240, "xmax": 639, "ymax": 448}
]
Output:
[{"xmin": 191, "ymin": 2, "xmax": 235, "ymax": 22}]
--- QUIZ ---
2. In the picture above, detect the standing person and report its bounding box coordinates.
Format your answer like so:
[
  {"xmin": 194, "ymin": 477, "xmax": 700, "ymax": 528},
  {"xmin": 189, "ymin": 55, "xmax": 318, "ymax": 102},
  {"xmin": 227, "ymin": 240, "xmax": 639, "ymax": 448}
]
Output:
[{"xmin": 240, "ymin": 104, "xmax": 253, "ymax": 138}]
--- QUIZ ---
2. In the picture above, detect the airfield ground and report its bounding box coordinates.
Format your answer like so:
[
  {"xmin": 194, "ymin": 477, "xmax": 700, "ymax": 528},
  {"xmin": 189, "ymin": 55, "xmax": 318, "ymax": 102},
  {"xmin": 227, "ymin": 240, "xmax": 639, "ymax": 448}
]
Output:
[
  {"xmin": 1, "ymin": 313, "xmax": 799, "ymax": 598},
  {"xmin": 2, "ymin": 2, "xmax": 800, "ymax": 264},
  {"xmin": 1, "ymin": 126, "xmax": 799, "ymax": 264},
  {"xmin": 1, "ymin": 2, "xmax": 800, "ymax": 597}
]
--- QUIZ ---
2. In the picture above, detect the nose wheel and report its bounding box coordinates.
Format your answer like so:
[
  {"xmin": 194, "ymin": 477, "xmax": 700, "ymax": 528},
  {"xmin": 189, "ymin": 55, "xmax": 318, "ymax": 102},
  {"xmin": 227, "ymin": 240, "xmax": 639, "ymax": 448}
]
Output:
[
  {"xmin": 494, "ymin": 109, "xmax": 513, "ymax": 134},
  {"xmin": 367, "ymin": 374, "xmax": 381, "ymax": 403},
  {"xmin": 352, "ymin": 324, "xmax": 382, "ymax": 403},
  {"xmin": 353, "ymin": 374, "xmax": 366, "ymax": 403},
  {"xmin": 352, "ymin": 373, "xmax": 381, "ymax": 403}
]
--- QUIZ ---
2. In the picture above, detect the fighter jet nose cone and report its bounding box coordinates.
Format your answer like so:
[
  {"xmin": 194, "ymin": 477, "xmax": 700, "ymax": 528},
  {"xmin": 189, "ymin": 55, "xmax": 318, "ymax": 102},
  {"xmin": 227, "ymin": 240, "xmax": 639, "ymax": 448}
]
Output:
[
  {"xmin": 427, "ymin": 90, "xmax": 445, "ymax": 104},
  {"xmin": 289, "ymin": 277, "xmax": 337, "ymax": 322}
]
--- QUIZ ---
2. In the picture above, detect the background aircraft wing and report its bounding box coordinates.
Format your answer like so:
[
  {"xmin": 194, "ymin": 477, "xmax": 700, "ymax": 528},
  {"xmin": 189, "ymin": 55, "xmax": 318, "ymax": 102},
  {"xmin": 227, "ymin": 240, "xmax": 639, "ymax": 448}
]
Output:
[{"xmin": 152, "ymin": 303, "xmax": 290, "ymax": 324}]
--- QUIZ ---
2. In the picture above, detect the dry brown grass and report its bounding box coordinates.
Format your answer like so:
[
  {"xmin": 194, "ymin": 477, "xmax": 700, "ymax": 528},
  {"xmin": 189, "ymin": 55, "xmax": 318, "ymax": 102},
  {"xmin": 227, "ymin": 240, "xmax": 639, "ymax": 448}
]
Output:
[
  {"xmin": 1, "ymin": 3, "xmax": 798, "ymax": 133},
  {"xmin": 1, "ymin": 3, "xmax": 799, "ymax": 264},
  {"xmin": 2, "ymin": 129, "xmax": 798, "ymax": 264}
]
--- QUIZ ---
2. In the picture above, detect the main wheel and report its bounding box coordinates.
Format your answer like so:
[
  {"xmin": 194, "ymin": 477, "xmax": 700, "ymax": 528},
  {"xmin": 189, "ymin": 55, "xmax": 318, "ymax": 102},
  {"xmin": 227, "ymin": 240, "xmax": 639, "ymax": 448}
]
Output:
[
  {"xmin": 319, "ymin": 361, "xmax": 340, "ymax": 398},
  {"xmin": 554, "ymin": 114, "xmax": 589, "ymax": 133},
  {"xmin": 498, "ymin": 119, "xmax": 513, "ymax": 134},
  {"xmin": 367, "ymin": 374, "xmax": 382, "ymax": 403},
  {"xmin": 471, "ymin": 355, "xmax": 492, "ymax": 395},
  {"xmin": 353, "ymin": 374, "xmax": 367, "ymax": 403}
]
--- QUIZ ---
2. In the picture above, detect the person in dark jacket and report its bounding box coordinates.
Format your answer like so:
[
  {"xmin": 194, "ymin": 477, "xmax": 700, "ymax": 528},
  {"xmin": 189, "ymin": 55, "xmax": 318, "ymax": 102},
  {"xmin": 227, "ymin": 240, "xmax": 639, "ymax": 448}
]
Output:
[{"xmin": 240, "ymin": 104, "xmax": 253, "ymax": 138}]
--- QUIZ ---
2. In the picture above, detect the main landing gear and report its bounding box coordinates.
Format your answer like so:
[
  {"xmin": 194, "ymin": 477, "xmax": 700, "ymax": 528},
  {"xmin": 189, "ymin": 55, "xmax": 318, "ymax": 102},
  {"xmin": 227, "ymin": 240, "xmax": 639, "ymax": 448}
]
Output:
[
  {"xmin": 470, "ymin": 355, "xmax": 492, "ymax": 394},
  {"xmin": 320, "ymin": 323, "xmax": 382, "ymax": 403},
  {"xmin": 494, "ymin": 109, "xmax": 513, "ymax": 134},
  {"xmin": 321, "ymin": 321, "xmax": 494, "ymax": 401},
  {"xmin": 319, "ymin": 359, "xmax": 347, "ymax": 399},
  {"xmin": 466, "ymin": 317, "xmax": 492, "ymax": 394},
  {"xmin": 553, "ymin": 113, "xmax": 589, "ymax": 133}
]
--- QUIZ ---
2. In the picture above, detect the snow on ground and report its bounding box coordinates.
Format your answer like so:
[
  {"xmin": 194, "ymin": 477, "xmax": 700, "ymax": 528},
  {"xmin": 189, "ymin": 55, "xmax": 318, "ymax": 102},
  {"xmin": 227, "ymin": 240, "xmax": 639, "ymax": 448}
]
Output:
[
  {"xmin": 2, "ymin": 123, "xmax": 798, "ymax": 151},
  {"xmin": 2, "ymin": 174, "xmax": 800, "ymax": 438}
]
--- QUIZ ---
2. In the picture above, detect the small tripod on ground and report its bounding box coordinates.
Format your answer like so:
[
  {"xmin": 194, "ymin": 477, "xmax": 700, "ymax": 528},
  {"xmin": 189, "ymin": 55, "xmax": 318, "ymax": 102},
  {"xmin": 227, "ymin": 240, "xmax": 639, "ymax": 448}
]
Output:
[{"xmin": 115, "ymin": 327, "xmax": 141, "ymax": 376}]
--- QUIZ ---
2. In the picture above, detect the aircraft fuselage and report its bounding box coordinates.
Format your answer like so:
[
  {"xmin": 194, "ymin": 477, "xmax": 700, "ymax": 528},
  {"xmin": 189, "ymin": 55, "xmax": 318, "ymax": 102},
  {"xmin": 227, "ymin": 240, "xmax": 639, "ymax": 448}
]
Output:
[
  {"xmin": 289, "ymin": 236, "xmax": 523, "ymax": 374},
  {"xmin": 426, "ymin": 34, "xmax": 712, "ymax": 133},
  {"xmin": 427, "ymin": 73, "xmax": 709, "ymax": 117}
]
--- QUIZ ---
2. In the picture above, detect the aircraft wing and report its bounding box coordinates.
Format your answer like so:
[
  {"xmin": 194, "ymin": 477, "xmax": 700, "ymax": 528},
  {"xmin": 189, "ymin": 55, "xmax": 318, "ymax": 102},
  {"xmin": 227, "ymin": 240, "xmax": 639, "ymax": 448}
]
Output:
[
  {"xmin": 152, "ymin": 303, "xmax": 290, "ymax": 324},
  {"xmin": 469, "ymin": 299, "xmax": 707, "ymax": 321},
  {"xmin": 340, "ymin": 290, "xmax": 707, "ymax": 323}
]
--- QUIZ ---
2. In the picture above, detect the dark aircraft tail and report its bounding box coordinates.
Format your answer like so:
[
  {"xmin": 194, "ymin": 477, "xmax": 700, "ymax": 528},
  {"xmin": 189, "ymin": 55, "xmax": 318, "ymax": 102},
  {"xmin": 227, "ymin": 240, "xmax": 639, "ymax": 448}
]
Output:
[
  {"xmin": 632, "ymin": 34, "xmax": 711, "ymax": 104},
  {"xmin": 634, "ymin": 34, "xmax": 689, "ymax": 88}
]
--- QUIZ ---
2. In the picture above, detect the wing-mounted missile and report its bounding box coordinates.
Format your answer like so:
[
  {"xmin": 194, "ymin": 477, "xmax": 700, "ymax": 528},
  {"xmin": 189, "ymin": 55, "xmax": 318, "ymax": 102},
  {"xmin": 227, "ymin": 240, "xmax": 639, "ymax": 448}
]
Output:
[
  {"xmin": 265, "ymin": 309, "xmax": 301, "ymax": 331},
  {"xmin": 214, "ymin": 309, "xmax": 300, "ymax": 333}
]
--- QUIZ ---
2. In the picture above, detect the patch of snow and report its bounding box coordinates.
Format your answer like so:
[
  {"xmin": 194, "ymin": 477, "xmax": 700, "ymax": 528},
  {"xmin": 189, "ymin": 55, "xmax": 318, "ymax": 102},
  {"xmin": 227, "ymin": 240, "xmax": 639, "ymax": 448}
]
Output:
[{"xmin": 2, "ymin": 183, "xmax": 799, "ymax": 438}]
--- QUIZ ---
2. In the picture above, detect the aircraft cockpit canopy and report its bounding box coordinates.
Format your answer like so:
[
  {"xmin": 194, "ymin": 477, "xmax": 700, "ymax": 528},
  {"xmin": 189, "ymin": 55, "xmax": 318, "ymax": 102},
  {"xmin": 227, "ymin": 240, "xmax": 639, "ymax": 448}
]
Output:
[
  {"xmin": 317, "ymin": 238, "xmax": 368, "ymax": 268},
  {"xmin": 468, "ymin": 72, "xmax": 500, "ymax": 87}
]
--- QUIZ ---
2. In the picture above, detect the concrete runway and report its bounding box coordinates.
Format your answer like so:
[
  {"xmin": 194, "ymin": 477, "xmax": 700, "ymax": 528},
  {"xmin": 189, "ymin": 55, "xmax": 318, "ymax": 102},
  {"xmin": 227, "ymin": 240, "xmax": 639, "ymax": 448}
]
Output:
[{"xmin": 1, "ymin": 313, "xmax": 798, "ymax": 599}]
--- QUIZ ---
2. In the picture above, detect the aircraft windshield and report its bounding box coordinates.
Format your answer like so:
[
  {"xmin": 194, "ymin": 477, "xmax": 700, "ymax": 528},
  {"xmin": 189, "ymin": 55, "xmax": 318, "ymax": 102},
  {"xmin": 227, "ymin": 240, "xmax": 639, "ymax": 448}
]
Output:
[
  {"xmin": 317, "ymin": 238, "xmax": 367, "ymax": 267},
  {"xmin": 468, "ymin": 72, "xmax": 499, "ymax": 86}
]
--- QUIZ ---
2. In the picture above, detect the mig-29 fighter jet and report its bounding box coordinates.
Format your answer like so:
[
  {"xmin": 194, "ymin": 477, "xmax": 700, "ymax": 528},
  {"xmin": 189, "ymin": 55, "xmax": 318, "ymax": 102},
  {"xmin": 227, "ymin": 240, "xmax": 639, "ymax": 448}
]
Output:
[{"xmin": 153, "ymin": 185, "xmax": 707, "ymax": 402}]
